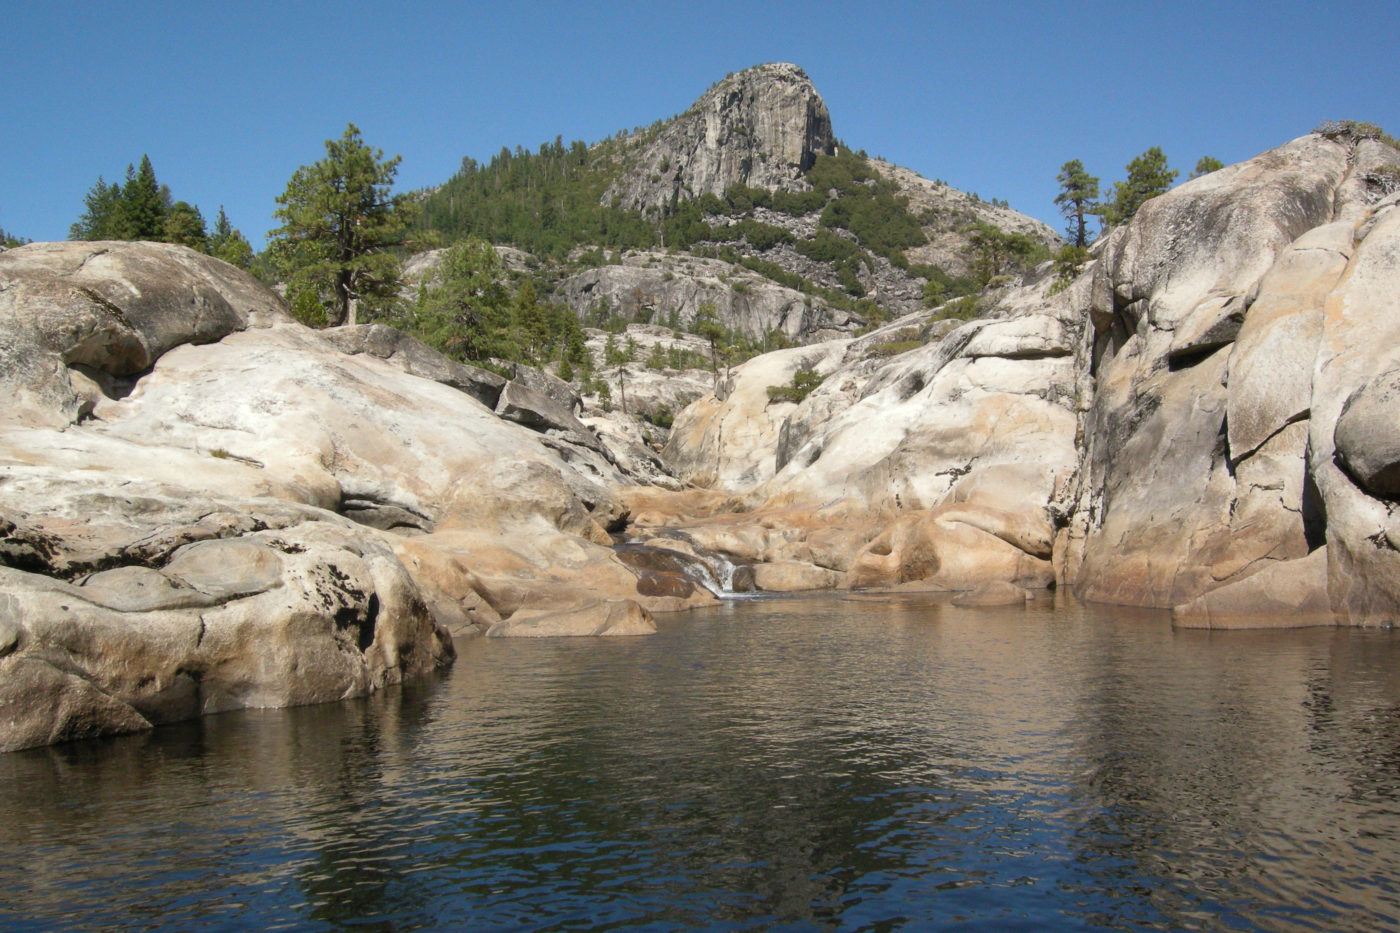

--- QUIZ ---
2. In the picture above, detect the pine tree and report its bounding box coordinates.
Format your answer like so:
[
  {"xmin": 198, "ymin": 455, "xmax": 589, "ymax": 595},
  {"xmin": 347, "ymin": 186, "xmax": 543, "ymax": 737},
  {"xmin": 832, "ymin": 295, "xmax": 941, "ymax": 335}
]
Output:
[
  {"xmin": 162, "ymin": 201, "xmax": 207, "ymax": 248},
  {"xmin": 119, "ymin": 155, "xmax": 167, "ymax": 240},
  {"xmin": 1101, "ymin": 148, "xmax": 1178, "ymax": 227},
  {"xmin": 70, "ymin": 176, "xmax": 125, "ymax": 240},
  {"xmin": 1053, "ymin": 159, "xmax": 1100, "ymax": 247},
  {"xmin": 513, "ymin": 280, "xmax": 549, "ymax": 363},
  {"xmin": 408, "ymin": 237, "xmax": 514, "ymax": 361},
  {"xmin": 208, "ymin": 206, "xmax": 254, "ymax": 268},
  {"xmin": 693, "ymin": 301, "xmax": 725, "ymax": 388},
  {"xmin": 267, "ymin": 124, "xmax": 416, "ymax": 326},
  {"xmin": 967, "ymin": 223, "xmax": 1036, "ymax": 285},
  {"xmin": 1190, "ymin": 156, "xmax": 1225, "ymax": 179}
]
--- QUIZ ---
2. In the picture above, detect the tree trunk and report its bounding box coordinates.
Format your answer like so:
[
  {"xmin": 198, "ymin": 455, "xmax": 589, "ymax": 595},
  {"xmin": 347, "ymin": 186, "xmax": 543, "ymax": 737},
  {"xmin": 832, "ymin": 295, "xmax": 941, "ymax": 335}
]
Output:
[{"xmin": 333, "ymin": 271, "xmax": 352, "ymax": 326}]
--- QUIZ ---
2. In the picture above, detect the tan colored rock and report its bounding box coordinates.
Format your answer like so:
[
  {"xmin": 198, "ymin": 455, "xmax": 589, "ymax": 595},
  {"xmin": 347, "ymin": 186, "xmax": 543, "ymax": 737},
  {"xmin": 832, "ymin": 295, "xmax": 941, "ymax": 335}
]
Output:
[
  {"xmin": 0, "ymin": 655, "xmax": 155, "ymax": 752},
  {"xmin": 752, "ymin": 560, "xmax": 841, "ymax": 592},
  {"xmin": 1334, "ymin": 367, "xmax": 1400, "ymax": 499},
  {"xmin": 1308, "ymin": 200, "xmax": 1400, "ymax": 623},
  {"xmin": 1095, "ymin": 135, "xmax": 1348, "ymax": 352},
  {"xmin": 1172, "ymin": 548, "xmax": 1335, "ymax": 629},
  {"xmin": 322, "ymin": 323, "xmax": 505, "ymax": 409},
  {"xmin": 1226, "ymin": 221, "xmax": 1352, "ymax": 461},
  {"xmin": 0, "ymin": 517, "xmax": 454, "ymax": 753},
  {"xmin": 396, "ymin": 527, "xmax": 712, "ymax": 636},
  {"xmin": 1334, "ymin": 139, "xmax": 1400, "ymax": 222},
  {"xmin": 663, "ymin": 340, "xmax": 851, "ymax": 489},
  {"xmin": 846, "ymin": 506, "xmax": 1053, "ymax": 592},
  {"xmin": 1069, "ymin": 135, "xmax": 1356, "ymax": 609},
  {"xmin": 486, "ymin": 599, "xmax": 655, "ymax": 637},
  {"xmin": 657, "ymin": 277, "xmax": 1080, "ymax": 596},
  {"xmin": 0, "ymin": 241, "xmax": 714, "ymax": 750},
  {"xmin": 952, "ymin": 581, "xmax": 1032, "ymax": 607}
]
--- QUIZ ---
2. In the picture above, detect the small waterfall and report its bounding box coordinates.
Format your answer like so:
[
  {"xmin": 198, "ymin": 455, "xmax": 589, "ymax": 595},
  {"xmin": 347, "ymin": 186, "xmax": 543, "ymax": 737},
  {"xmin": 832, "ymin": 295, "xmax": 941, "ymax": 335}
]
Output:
[{"xmin": 613, "ymin": 539, "xmax": 755, "ymax": 598}]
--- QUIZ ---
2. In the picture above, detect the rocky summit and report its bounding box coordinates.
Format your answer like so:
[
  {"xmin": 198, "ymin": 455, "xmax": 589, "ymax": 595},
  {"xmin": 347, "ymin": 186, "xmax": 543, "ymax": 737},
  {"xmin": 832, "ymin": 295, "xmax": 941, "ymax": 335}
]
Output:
[
  {"xmin": 415, "ymin": 62, "xmax": 1060, "ymax": 341},
  {"xmin": 603, "ymin": 63, "xmax": 837, "ymax": 212}
]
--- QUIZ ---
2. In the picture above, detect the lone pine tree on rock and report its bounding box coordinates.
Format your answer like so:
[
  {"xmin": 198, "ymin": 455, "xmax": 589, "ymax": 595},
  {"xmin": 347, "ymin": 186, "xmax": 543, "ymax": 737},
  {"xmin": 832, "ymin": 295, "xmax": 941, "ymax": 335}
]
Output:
[
  {"xmin": 1053, "ymin": 159, "xmax": 1100, "ymax": 247},
  {"xmin": 267, "ymin": 123, "xmax": 415, "ymax": 326},
  {"xmin": 1100, "ymin": 147, "xmax": 1178, "ymax": 227}
]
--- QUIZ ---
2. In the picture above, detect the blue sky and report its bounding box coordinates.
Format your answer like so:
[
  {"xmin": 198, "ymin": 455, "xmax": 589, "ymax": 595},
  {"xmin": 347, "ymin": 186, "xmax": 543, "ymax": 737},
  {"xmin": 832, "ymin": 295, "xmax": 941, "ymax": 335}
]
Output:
[{"xmin": 3, "ymin": 1, "xmax": 1396, "ymax": 248}]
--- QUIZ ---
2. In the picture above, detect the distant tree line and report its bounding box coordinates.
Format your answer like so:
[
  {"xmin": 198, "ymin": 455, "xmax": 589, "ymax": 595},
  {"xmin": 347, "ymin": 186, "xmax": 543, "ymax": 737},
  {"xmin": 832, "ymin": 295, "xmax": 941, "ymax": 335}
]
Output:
[
  {"xmin": 69, "ymin": 154, "xmax": 253, "ymax": 268},
  {"xmin": 417, "ymin": 136, "xmax": 656, "ymax": 259}
]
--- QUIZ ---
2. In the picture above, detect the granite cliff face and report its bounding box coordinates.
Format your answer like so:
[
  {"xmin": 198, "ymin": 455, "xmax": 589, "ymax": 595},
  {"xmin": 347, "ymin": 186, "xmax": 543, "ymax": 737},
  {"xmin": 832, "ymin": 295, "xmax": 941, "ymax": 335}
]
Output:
[
  {"xmin": 656, "ymin": 132, "xmax": 1400, "ymax": 623},
  {"xmin": 603, "ymin": 63, "xmax": 836, "ymax": 212},
  {"xmin": 557, "ymin": 250, "xmax": 859, "ymax": 341}
]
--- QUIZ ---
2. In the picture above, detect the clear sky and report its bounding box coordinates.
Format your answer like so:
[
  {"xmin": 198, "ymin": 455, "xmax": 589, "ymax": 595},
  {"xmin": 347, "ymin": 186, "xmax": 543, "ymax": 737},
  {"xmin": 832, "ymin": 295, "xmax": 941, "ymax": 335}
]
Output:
[{"xmin": 3, "ymin": 0, "xmax": 1396, "ymax": 248}]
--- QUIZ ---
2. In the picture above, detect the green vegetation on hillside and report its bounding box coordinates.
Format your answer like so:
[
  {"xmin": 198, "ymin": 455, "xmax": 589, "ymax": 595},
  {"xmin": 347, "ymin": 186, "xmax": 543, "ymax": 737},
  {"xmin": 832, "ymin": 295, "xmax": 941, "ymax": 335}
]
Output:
[
  {"xmin": 417, "ymin": 140, "xmax": 963, "ymax": 312},
  {"xmin": 766, "ymin": 366, "xmax": 824, "ymax": 403},
  {"xmin": 60, "ymin": 105, "xmax": 1067, "ymax": 389},
  {"xmin": 381, "ymin": 236, "xmax": 586, "ymax": 370},
  {"xmin": 417, "ymin": 137, "xmax": 654, "ymax": 259}
]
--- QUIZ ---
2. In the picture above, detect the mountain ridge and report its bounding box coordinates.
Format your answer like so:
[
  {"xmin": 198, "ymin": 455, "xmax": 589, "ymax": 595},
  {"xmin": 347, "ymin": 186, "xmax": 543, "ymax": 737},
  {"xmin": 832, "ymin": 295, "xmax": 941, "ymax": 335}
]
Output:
[{"xmin": 413, "ymin": 63, "xmax": 1059, "ymax": 343}]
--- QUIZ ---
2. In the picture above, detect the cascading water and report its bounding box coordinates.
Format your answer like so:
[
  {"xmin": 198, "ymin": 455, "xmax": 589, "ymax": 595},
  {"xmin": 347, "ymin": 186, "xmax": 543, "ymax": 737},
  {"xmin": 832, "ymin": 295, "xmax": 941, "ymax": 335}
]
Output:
[{"xmin": 613, "ymin": 538, "xmax": 756, "ymax": 598}]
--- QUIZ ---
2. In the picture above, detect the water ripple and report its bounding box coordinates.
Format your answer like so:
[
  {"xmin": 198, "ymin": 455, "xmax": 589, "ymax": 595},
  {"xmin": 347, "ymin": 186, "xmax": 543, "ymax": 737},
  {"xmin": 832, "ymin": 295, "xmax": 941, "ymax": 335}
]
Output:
[{"xmin": 2, "ymin": 595, "xmax": 1399, "ymax": 931}]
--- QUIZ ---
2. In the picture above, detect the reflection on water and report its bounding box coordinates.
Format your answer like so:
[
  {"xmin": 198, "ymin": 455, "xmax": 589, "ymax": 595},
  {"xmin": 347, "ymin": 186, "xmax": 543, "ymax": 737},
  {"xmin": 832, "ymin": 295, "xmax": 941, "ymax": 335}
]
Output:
[{"xmin": 3, "ymin": 594, "xmax": 1400, "ymax": 931}]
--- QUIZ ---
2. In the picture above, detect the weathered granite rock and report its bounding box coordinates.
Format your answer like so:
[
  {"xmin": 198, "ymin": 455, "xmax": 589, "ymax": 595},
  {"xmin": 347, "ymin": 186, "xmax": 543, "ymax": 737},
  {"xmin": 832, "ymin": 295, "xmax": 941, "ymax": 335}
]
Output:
[
  {"xmin": 578, "ymin": 325, "xmax": 715, "ymax": 425},
  {"xmin": 486, "ymin": 599, "xmax": 655, "ymax": 638},
  {"xmin": 1171, "ymin": 548, "xmax": 1334, "ymax": 629},
  {"xmin": 1224, "ymin": 222, "xmax": 1351, "ymax": 462},
  {"xmin": 952, "ymin": 581, "xmax": 1033, "ymax": 608},
  {"xmin": 1334, "ymin": 368, "xmax": 1400, "ymax": 499},
  {"xmin": 658, "ymin": 286, "xmax": 1081, "ymax": 593},
  {"xmin": 751, "ymin": 560, "xmax": 840, "ymax": 592},
  {"xmin": 1067, "ymin": 135, "xmax": 1353, "ymax": 608},
  {"xmin": 0, "ymin": 240, "xmax": 283, "ymax": 428},
  {"xmin": 0, "ymin": 511, "xmax": 454, "ymax": 754},
  {"xmin": 559, "ymin": 252, "xmax": 857, "ymax": 341},
  {"xmin": 663, "ymin": 340, "xmax": 853, "ymax": 489},
  {"xmin": 655, "ymin": 132, "xmax": 1400, "ymax": 624},
  {"xmin": 397, "ymin": 528, "xmax": 710, "ymax": 637},
  {"xmin": 495, "ymin": 379, "xmax": 606, "ymax": 455},
  {"xmin": 603, "ymin": 63, "xmax": 836, "ymax": 212},
  {"xmin": 0, "ymin": 242, "xmax": 714, "ymax": 751},
  {"xmin": 578, "ymin": 411, "xmax": 679, "ymax": 490},
  {"xmin": 1307, "ymin": 195, "xmax": 1400, "ymax": 624},
  {"xmin": 323, "ymin": 323, "xmax": 506, "ymax": 408}
]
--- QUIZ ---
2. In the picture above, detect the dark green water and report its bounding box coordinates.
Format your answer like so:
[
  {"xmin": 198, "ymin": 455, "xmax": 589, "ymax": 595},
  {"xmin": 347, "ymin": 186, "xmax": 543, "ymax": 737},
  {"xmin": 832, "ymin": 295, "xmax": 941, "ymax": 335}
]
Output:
[{"xmin": 3, "ymin": 594, "xmax": 1399, "ymax": 931}]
